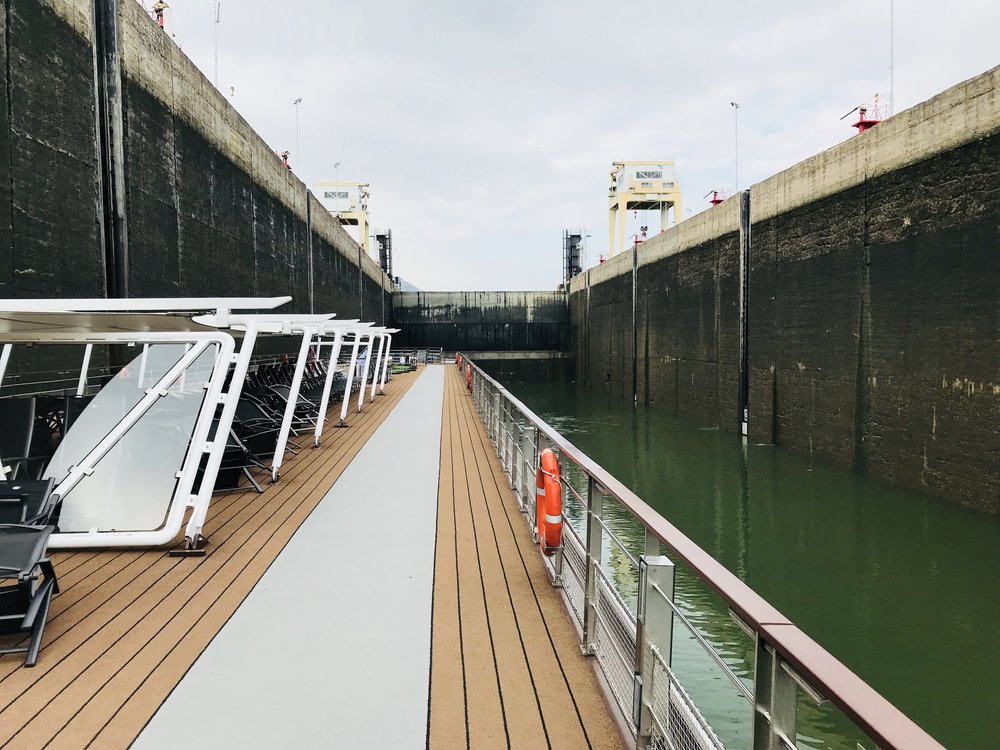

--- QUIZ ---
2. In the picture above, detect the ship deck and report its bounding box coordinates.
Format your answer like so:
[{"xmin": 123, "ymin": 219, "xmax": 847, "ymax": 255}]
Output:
[
  {"xmin": 0, "ymin": 365, "xmax": 625, "ymax": 749},
  {"xmin": 428, "ymin": 365, "xmax": 623, "ymax": 749}
]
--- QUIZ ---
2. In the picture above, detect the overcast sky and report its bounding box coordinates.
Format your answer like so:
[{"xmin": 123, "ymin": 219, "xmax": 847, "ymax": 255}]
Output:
[{"xmin": 149, "ymin": 0, "xmax": 999, "ymax": 291}]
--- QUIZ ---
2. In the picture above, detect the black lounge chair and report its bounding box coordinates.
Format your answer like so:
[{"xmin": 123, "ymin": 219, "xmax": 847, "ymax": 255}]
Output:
[
  {"xmin": 0, "ymin": 479, "xmax": 60, "ymax": 526},
  {"xmin": 195, "ymin": 427, "xmax": 266, "ymax": 495},
  {"xmin": 265, "ymin": 384, "xmax": 317, "ymax": 429},
  {"xmin": 62, "ymin": 394, "xmax": 94, "ymax": 434},
  {"xmin": 0, "ymin": 524, "xmax": 59, "ymax": 667},
  {"xmin": 233, "ymin": 399, "xmax": 284, "ymax": 460},
  {"xmin": 0, "ymin": 397, "xmax": 39, "ymax": 479}
]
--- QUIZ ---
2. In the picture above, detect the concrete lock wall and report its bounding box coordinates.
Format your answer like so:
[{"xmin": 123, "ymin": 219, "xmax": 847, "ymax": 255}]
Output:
[
  {"xmin": 0, "ymin": 0, "xmax": 105, "ymax": 299},
  {"xmin": 570, "ymin": 65, "xmax": 1000, "ymax": 513},
  {"xmin": 393, "ymin": 291, "xmax": 570, "ymax": 352},
  {"xmin": 116, "ymin": 0, "xmax": 391, "ymax": 320},
  {"xmin": 0, "ymin": 0, "xmax": 391, "ymax": 336}
]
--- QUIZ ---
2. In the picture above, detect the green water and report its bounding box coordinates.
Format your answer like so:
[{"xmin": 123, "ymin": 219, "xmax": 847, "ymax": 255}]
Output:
[{"xmin": 483, "ymin": 361, "xmax": 1000, "ymax": 750}]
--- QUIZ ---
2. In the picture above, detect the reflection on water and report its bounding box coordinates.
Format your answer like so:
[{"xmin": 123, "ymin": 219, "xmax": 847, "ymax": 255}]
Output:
[{"xmin": 486, "ymin": 360, "xmax": 1000, "ymax": 750}]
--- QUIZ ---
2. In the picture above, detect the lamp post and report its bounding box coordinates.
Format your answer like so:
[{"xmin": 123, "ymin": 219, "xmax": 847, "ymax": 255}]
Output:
[
  {"xmin": 214, "ymin": 2, "xmax": 222, "ymax": 88},
  {"xmin": 889, "ymin": 0, "xmax": 895, "ymax": 115},
  {"xmin": 293, "ymin": 97, "xmax": 303, "ymax": 171},
  {"xmin": 730, "ymin": 101, "xmax": 740, "ymax": 192}
]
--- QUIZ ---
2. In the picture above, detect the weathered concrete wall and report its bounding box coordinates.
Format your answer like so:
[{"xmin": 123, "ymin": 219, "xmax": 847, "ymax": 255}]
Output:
[
  {"xmin": 117, "ymin": 0, "xmax": 391, "ymax": 318},
  {"xmin": 393, "ymin": 291, "xmax": 569, "ymax": 352},
  {"xmin": 0, "ymin": 0, "xmax": 105, "ymax": 299},
  {"xmin": 571, "ymin": 65, "xmax": 1000, "ymax": 513},
  {"xmin": 0, "ymin": 0, "xmax": 391, "ymax": 323},
  {"xmin": 479, "ymin": 356, "xmax": 575, "ymax": 386},
  {"xmin": 574, "ymin": 199, "xmax": 743, "ymax": 415}
]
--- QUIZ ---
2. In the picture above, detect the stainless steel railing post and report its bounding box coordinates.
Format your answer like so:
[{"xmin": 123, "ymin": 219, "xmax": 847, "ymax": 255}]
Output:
[
  {"xmin": 510, "ymin": 414, "xmax": 524, "ymax": 508},
  {"xmin": 492, "ymin": 391, "xmax": 500, "ymax": 442},
  {"xmin": 644, "ymin": 528, "xmax": 662, "ymax": 558},
  {"xmin": 504, "ymin": 401, "xmax": 510, "ymax": 474},
  {"xmin": 633, "ymin": 555, "xmax": 675, "ymax": 749},
  {"xmin": 509, "ymin": 406, "xmax": 517, "ymax": 489},
  {"xmin": 520, "ymin": 424, "xmax": 534, "ymax": 518},
  {"xmin": 581, "ymin": 476, "xmax": 602, "ymax": 655},
  {"xmin": 503, "ymin": 398, "xmax": 513, "ymax": 484},
  {"xmin": 752, "ymin": 641, "xmax": 798, "ymax": 750}
]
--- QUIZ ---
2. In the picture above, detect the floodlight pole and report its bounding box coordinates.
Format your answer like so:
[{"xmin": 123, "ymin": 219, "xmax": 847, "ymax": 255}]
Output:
[
  {"xmin": 730, "ymin": 102, "xmax": 740, "ymax": 192},
  {"xmin": 889, "ymin": 0, "xmax": 895, "ymax": 115},
  {"xmin": 294, "ymin": 97, "xmax": 303, "ymax": 171},
  {"xmin": 214, "ymin": 2, "xmax": 222, "ymax": 88}
]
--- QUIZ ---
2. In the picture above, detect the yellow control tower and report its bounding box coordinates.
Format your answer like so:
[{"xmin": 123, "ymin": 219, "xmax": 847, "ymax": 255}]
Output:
[
  {"xmin": 608, "ymin": 161, "xmax": 682, "ymax": 256},
  {"xmin": 314, "ymin": 181, "xmax": 371, "ymax": 255}
]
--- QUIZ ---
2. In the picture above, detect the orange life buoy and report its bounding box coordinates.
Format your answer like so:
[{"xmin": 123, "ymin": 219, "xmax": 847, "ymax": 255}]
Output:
[
  {"xmin": 466, "ymin": 364, "xmax": 472, "ymax": 390},
  {"xmin": 538, "ymin": 449, "xmax": 562, "ymax": 557},
  {"xmin": 457, "ymin": 353, "xmax": 462, "ymax": 368}
]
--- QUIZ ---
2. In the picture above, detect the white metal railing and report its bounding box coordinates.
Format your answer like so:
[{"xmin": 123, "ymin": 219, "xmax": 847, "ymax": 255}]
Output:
[
  {"xmin": 459, "ymin": 355, "xmax": 945, "ymax": 750},
  {"xmin": 389, "ymin": 346, "xmax": 443, "ymax": 364}
]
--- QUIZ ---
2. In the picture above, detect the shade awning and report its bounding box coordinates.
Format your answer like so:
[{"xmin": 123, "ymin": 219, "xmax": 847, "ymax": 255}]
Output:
[{"xmin": 0, "ymin": 312, "xmax": 226, "ymax": 337}]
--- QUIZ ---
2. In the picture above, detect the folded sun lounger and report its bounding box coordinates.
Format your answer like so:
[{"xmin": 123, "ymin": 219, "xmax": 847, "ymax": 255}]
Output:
[{"xmin": 0, "ymin": 524, "xmax": 59, "ymax": 667}]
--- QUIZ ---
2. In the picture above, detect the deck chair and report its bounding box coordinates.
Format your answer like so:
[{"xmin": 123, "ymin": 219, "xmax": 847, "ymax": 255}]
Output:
[
  {"xmin": 233, "ymin": 399, "xmax": 284, "ymax": 462},
  {"xmin": 0, "ymin": 524, "xmax": 59, "ymax": 667},
  {"xmin": 194, "ymin": 430, "xmax": 265, "ymax": 495},
  {"xmin": 265, "ymin": 385, "xmax": 318, "ymax": 432},
  {"xmin": 0, "ymin": 479, "xmax": 60, "ymax": 526},
  {"xmin": 0, "ymin": 398, "xmax": 38, "ymax": 479},
  {"xmin": 62, "ymin": 395, "xmax": 94, "ymax": 434}
]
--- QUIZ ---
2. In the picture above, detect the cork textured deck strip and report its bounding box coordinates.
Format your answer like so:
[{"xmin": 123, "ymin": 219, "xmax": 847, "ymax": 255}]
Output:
[
  {"xmin": 131, "ymin": 365, "xmax": 445, "ymax": 749},
  {"xmin": 429, "ymin": 365, "xmax": 625, "ymax": 750},
  {"xmin": 0, "ymin": 369, "xmax": 418, "ymax": 750}
]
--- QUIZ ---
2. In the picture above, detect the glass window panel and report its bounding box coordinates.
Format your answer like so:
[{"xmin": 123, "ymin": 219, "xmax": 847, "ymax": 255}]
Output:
[
  {"xmin": 45, "ymin": 344, "xmax": 190, "ymax": 483},
  {"xmin": 48, "ymin": 344, "xmax": 217, "ymax": 534}
]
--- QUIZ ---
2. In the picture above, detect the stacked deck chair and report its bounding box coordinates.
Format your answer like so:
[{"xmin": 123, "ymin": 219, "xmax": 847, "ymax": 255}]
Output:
[
  {"xmin": 0, "ymin": 478, "xmax": 60, "ymax": 667},
  {"xmin": 195, "ymin": 416, "xmax": 272, "ymax": 495}
]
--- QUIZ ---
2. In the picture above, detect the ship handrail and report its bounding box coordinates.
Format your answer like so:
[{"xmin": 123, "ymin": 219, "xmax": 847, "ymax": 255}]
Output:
[{"xmin": 460, "ymin": 354, "xmax": 944, "ymax": 750}]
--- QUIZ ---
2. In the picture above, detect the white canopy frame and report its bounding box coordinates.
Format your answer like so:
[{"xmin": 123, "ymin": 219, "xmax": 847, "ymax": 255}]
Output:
[
  {"xmin": 334, "ymin": 327, "xmax": 396, "ymax": 426},
  {"xmin": 312, "ymin": 322, "xmax": 373, "ymax": 446},
  {"xmin": 197, "ymin": 313, "xmax": 338, "ymax": 484},
  {"xmin": 371, "ymin": 329, "xmax": 399, "ymax": 400},
  {"xmin": 0, "ymin": 297, "xmax": 291, "ymax": 551},
  {"xmin": 335, "ymin": 329, "xmax": 368, "ymax": 428},
  {"xmin": 0, "ymin": 299, "xmax": 403, "ymax": 549}
]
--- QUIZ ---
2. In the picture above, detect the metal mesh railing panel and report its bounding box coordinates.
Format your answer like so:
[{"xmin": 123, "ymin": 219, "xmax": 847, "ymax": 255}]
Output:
[
  {"xmin": 593, "ymin": 563, "xmax": 638, "ymax": 734},
  {"xmin": 648, "ymin": 645, "xmax": 726, "ymax": 750},
  {"xmin": 561, "ymin": 523, "xmax": 586, "ymax": 624}
]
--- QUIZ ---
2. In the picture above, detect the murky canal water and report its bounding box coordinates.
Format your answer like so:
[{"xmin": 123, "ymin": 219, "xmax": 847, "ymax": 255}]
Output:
[{"xmin": 482, "ymin": 360, "xmax": 999, "ymax": 750}]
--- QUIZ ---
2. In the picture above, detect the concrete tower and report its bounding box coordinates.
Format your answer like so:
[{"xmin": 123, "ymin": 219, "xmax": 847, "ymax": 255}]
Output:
[
  {"xmin": 315, "ymin": 182, "xmax": 371, "ymax": 255},
  {"xmin": 608, "ymin": 161, "xmax": 682, "ymax": 256}
]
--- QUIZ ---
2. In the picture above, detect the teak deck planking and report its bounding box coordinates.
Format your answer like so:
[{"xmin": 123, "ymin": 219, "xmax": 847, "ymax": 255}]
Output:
[
  {"xmin": 428, "ymin": 366, "xmax": 625, "ymax": 750},
  {"xmin": 0, "ymin": 370, "xmax": 418, "ymax": 750}
]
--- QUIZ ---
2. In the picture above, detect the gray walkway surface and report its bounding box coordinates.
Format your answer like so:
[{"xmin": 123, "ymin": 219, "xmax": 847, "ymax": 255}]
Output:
[{"xmin": 133, "ymin": 366, "xmax": 444, "ymax": 750}]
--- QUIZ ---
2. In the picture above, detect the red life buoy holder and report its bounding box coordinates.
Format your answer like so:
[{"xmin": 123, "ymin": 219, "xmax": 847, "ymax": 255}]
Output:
[
  {"xmin": 457, "ymin": 353, "xmax": 462, "ymax": 368},
  {"xmin": 538, "ymin": 449, "xmax": 562, "ymax": 557},
  {"xmin": 466, "ymin": 364, "xmax": 472, "ymax": 390}
]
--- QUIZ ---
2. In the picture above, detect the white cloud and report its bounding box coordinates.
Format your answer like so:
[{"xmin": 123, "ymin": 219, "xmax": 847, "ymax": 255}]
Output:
[{"xmin": 151, "ymin": 0, "xmax": 1000, "ymax": 290}]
